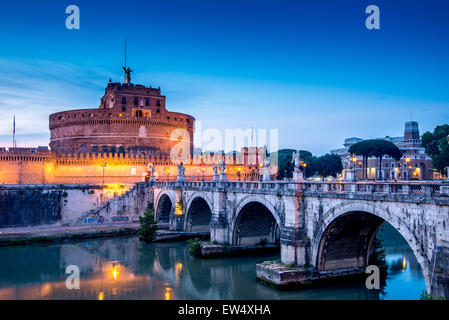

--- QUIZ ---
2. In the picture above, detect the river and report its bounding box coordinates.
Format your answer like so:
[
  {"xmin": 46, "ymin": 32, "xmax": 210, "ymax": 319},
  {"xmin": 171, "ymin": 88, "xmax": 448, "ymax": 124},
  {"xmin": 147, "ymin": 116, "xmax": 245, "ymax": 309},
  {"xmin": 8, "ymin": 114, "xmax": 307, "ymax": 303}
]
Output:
[{"xmin": 0, "ymin": 223, "xmax": 426, "ymax": 300}]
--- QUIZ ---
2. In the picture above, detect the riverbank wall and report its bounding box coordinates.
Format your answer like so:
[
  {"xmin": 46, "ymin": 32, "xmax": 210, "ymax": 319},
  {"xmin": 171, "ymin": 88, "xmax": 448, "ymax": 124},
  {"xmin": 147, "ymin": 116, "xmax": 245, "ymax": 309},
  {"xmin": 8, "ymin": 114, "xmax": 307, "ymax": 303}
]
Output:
[{"xmin": 0, "ymin": 183, "xmax": 151, "ymax": 229}]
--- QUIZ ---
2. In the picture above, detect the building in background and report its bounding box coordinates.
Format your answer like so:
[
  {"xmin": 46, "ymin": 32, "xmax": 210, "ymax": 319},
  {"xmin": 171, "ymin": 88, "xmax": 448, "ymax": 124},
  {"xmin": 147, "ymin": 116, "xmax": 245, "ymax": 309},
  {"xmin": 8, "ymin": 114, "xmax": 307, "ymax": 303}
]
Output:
[{"xmin": 330, "ymin": 121, "xmax": 433, "ymax": 180}]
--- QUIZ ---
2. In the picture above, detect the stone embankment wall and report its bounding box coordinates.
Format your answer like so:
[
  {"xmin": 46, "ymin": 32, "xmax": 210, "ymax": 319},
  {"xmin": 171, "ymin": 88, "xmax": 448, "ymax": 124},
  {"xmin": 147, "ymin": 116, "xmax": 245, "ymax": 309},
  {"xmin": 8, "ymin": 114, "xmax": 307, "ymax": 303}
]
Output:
[
  {"xmin": 0, "ymin": 184, "xmax": 139, "ymax": 228},
  {"xmin": 81, "ymin": 183, "xmax": 152, "ymax": 225}
]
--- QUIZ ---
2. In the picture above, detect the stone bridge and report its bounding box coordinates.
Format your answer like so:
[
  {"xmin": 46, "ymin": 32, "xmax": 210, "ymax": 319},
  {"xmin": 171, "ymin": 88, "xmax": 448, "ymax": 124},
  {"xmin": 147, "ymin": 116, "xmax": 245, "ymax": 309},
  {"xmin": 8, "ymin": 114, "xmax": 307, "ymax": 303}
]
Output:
[{"xmin": 147, "ymin": 180, "xmax": 449, "ymax": 297}]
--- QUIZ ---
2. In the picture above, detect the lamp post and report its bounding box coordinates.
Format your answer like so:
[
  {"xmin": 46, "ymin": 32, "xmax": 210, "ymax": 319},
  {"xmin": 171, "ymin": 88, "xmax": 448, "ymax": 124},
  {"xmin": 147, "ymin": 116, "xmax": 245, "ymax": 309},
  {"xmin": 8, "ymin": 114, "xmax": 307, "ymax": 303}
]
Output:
[
  {"xmin": 237, "ymin": 168, "xmax": 241, "ymax": 181},
  {"xmin": 202, "ymin": 167, "xmax": 205, "ymax": 181},
  {"xmin": 352, "ymin": 155, "xmax": 357, "ymax": 182},
  {"xmin": 101, "ymin": 159, "xmax": 107, "ymax": 185}
]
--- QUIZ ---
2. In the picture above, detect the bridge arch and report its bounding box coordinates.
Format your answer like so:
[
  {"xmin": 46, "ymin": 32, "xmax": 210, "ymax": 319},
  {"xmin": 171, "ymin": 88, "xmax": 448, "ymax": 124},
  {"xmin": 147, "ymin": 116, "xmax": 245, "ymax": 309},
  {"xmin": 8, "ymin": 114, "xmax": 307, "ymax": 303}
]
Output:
[
  {"xmin": 184, "ymin": 194, "xmax": 213, "ymax": 232},
  {"xmin": 312, "ymin": 201, "xmax": 431, "ymax": 290},
  {"xmin": 232, "ymin": 197, "xmax": 281, "ymax": 246},
  {"xmin": 155, "ymin": 190, "xmax": 176, "ymax": 222}
]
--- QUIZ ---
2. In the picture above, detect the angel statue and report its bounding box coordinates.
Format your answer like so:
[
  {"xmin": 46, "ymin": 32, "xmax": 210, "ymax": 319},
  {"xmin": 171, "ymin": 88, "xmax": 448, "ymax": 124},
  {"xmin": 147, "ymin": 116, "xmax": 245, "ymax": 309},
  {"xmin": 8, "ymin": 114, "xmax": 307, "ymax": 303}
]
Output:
[
  {"xmin": 177, "ymin": 162, "xmax": 185, "ymax": 176},
  {"xmin": 219, "ymin": 158, "xmax": 226, "ymax": 173},
  {"xmin": 345, "ymin": 155, "xmax": 354, "ymax": 170},
  {"xmin": 263, "ymin": 159, "xmax": 271, "ymax": 168},
  {"xmin": 291, "ymin": 151, "xmax": 302, "ymax": 170},
  {"xmin": 123, "ymin": 66, "xmax": 133, "ymax": 84}
]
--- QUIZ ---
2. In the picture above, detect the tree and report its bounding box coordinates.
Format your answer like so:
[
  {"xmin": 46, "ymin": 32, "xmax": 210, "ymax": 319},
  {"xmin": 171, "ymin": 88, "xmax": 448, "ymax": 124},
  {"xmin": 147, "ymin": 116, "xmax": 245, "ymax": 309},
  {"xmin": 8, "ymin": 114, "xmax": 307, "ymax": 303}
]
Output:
[
  {"xmin": 349, "ymin": 139, "xmax": 402, "ymax": 180},
  {"xmin": 349, "ymin": 140, "xmax": 376, "ymax": 180},
  {"xmin": 314, "ymin": 154, "xmax": 343, "ymax": 178},
  {"xmin": 422, "ymin": 124, "xmax": 449, "ymax": 174},
  {"xmin": 371, "ymin": 140, "xmax": 402, "ymax": 179},
  {"xmin": 138, "ymin": 207, "xmax": 158, "ymax": 242},
  {"xmin": 274, "ymin": 149, "xmax": 315, "ymax": 179}
]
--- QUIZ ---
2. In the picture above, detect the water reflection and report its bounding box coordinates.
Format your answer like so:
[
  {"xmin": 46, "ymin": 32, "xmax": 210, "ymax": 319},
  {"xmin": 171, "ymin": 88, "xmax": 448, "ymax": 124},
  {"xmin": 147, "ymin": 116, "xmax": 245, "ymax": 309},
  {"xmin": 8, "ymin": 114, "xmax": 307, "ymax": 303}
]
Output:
[{"xmin": 0, "ymin": 223, "xmax": 426, "ymax": 300}]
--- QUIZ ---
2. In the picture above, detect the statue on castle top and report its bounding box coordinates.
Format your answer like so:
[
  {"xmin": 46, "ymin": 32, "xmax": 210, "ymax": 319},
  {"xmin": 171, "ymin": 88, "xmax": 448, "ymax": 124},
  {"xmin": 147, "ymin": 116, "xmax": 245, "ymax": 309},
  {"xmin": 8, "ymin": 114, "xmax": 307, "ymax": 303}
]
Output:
[
  {"xmin": 213, "ymin": 163, "xmax": 218, "ymax": 176},
  {"xmin": 123, "ymin": 66, "xmax": 133, "ymax": 84}
]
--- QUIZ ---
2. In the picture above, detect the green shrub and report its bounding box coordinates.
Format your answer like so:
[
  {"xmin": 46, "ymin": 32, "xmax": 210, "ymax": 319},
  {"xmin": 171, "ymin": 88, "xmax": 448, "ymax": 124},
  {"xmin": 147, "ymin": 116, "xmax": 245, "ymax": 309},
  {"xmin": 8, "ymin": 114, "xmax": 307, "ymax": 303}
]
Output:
[
  {"xmin": 187, "ymin": 238, "xmax": 203, "ymax": 258},
  {"xmin": 138, "ymin": 208, "xmax": 157, "ymax": 242},
  {"xmin": 420, "ymin": 289, "xmax": 445, "ymax": 300}
]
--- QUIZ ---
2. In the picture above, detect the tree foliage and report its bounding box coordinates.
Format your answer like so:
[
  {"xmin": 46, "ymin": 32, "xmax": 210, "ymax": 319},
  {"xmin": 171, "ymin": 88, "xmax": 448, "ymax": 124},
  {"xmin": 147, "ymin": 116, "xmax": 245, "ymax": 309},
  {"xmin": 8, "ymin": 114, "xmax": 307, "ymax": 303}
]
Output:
[
  {"xmin": 275, "ymin": 149, "xmax": 315, "ymax": 179},
  {"xmin": 349, "ymin": 139, "xmax": 402, "ymax": 179},
  {"xmin": 422, "ymin": 124, "xmax": 449, "ymax": 173},
  {"xmin": 138, "ymin": 207, "xmax": 158, "ymax": 242},
  {"xmin": 313, "ymin": 154, "xmax": 343, "ymax": 178},
  {"xmin": 275, "ymin": 149, "xmax": 343, "ymax": 179}
]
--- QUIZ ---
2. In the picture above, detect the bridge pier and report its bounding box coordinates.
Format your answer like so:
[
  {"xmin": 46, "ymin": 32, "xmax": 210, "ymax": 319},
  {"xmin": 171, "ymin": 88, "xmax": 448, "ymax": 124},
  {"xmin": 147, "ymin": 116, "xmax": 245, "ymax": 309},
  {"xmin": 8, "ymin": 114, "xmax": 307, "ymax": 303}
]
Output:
[{"xmin": 431, "ymin": 246, "xmax": 449, "ymax": 298}]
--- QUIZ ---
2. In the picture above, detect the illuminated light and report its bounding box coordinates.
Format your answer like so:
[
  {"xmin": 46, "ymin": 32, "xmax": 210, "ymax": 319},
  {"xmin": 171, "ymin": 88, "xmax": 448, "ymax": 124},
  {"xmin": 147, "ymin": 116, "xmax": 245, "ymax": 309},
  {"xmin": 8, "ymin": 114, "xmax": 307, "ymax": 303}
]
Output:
[
  {"xmin": 118, "ymin": 114, "xmax": 123, "ymax": 117},
  {"xmin": 98, "ymin": 292, "xmax": 104, "ymax": 300},
  {"xmin": 259, "ymin": 163, "xmax": 263, "ymax": 167},
  {"xmin": 165, "ymin": 288, "xmax": 172, "ymax": 300},
  {"xmin": 174, "ymin": 202, "xmax": 183, "ymax": 216},
  {"xmin": 405, "ymin": 157, "xmax": 411, "ymax": 163},
  {"xmin": 40, "ymin": 283, "xmax": 52, "ymax": 297},
  {"xmin": 351, "ymin": 156, "xmax": 357, "ymax": 162},
  {"xmin": 175, "ymin": 262, "xmax": 183, "ymax": 280},
  {"xmin": 110, "ymin": 264, "xmax": 120, "ymax": 280},
  {"xmin": 402, "ymin": 256, "xmax": 407, "ymax": 271},
  {"xmin": 238, "ymin": 168, "xmax": 241, "ymax": 171}
]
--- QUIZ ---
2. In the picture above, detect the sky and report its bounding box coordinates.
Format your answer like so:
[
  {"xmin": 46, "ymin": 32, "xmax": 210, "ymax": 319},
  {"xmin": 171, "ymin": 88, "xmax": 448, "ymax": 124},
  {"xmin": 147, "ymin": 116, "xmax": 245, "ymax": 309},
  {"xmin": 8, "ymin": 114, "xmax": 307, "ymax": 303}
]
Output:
[{"xmin": 0, "ymin": 0, "xmax": 448, "ymax": 155}]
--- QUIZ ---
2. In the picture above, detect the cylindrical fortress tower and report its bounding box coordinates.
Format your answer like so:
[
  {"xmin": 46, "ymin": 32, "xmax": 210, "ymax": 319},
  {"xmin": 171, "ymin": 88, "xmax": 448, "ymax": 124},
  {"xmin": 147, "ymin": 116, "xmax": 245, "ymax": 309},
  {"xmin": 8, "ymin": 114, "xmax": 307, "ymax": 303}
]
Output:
[{"xmin": 49, "ymin": 79, "xmax": 195, "ymax": 156}]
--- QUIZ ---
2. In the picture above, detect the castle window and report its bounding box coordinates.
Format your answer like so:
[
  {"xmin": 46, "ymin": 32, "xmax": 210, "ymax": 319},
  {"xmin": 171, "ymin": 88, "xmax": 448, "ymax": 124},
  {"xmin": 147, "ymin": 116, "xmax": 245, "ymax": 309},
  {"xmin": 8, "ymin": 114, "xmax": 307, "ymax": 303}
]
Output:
[
  {"xmin": 122, "ymin": 97, "xmax": 126, "ymax": 104},
  {"xmin": 122, "ymin": 105, "xmax": 126, "ymax": 111},
  {"xmin": 134, "ymin": 97, "xmax": 138, "ymax": 105},
  {"xmin": 156, "ymin": 100, "xmax": 161, "ymax": 106},
  {"xmin": 145, "ymin": 98, "xmax": 150, "ymax": 106},
  {"xmin": 133, "ymin": 109, "xmax": 150, "ymax": 118},
  {"xmin": 156, "ymin": 108, "xmax": 160, "ymax": 113},
  {"xmin": 167, "ymin": 116, "xmax": 170, "ymax": 120}
]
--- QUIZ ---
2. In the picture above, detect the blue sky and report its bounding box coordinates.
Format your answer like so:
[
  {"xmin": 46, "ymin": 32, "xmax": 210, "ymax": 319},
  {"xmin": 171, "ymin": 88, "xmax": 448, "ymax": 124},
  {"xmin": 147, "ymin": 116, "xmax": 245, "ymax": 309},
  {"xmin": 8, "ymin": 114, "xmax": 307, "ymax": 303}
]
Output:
[{"xmin": 0, "ymin": 0, "xmax": 448, "ymax": 154}]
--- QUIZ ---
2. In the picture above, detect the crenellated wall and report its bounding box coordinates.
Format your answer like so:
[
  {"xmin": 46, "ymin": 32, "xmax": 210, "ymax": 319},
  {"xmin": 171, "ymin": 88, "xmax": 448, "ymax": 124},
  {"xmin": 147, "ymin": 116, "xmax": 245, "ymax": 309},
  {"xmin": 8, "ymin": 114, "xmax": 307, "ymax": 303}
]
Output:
[{"xmin": 0, "ymin": 147, "xmax": 276, "ymax": 185}]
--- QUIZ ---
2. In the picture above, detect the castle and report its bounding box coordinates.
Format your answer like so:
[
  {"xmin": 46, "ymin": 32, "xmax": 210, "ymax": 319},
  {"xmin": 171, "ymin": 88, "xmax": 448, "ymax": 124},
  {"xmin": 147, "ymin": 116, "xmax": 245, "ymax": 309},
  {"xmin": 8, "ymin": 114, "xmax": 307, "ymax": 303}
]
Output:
[{"xmin": 0, "ymin": 69, "xmax": 275, "ymax": 185}]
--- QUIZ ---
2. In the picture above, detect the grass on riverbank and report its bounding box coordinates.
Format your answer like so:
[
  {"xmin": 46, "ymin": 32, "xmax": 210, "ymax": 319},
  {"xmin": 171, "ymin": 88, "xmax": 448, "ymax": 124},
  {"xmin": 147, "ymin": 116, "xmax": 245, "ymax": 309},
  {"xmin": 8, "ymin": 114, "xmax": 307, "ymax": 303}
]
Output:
[{"xmin": 0, "ymin": 227, "xmax": 138, "ymax": 247}]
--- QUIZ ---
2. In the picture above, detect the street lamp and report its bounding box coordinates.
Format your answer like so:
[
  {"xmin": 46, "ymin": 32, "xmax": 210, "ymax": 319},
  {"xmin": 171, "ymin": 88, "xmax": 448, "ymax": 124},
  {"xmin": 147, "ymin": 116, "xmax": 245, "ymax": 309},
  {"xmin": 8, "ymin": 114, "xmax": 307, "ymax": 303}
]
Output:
[
  {"xmin": 101, "ymin": 159, "xmax": 107, "ymax": 185},
  {"xmin": 237, "ymin": 168, "xmax": 241, "ymax": 181},
  {"xmin": 351, "ymin": 155, "xmax": 357, "ymax": 182},
  {"xmin": 201, "ymin": 167, "xmax": 205, "ymax": 181}
]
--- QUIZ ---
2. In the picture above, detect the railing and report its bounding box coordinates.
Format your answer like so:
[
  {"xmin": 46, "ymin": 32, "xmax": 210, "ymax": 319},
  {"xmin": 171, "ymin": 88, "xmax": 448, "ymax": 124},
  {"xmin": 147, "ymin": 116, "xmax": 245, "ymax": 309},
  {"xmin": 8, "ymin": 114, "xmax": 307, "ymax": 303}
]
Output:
[{"xmin": 149, "ymin": 179, "xmax": 449, "ymax": 197}]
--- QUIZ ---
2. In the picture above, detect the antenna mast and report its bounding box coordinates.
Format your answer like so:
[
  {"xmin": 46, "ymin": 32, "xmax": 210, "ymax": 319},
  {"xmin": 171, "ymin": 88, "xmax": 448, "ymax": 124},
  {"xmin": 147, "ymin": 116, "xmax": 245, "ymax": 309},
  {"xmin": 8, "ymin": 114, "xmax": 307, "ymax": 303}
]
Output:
[{"xmin": 12, "ymin": 115, "xmax": 16, "ymax": 148}]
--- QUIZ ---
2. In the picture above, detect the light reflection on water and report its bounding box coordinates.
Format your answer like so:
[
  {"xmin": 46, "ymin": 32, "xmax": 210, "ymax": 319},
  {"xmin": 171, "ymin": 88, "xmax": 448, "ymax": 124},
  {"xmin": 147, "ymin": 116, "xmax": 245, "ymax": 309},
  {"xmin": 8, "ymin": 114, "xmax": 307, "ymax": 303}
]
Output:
[{"xmin": 0, "ymin": 223, "xmax": 426, "ymax": 300}]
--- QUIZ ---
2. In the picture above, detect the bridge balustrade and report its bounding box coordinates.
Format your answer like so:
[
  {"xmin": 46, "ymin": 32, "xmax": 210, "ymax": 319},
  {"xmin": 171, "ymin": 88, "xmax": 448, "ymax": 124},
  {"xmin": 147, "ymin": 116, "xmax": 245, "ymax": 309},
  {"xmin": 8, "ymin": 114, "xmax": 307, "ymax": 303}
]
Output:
[{"xmin": 148, "ymin": 180, "xmax": 447, "ymax": 199}]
